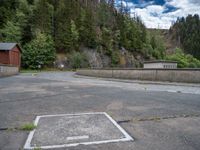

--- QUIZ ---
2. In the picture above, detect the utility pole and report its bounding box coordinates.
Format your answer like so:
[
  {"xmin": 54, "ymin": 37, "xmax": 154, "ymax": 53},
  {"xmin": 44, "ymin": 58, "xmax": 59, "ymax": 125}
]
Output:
[
  {"xmin": 120, "ymin": 0, "xmax": 123, "ymax": 13},
  {"xmin": 158, "ymin": 23, "xmax": 160, "ymax": 29},
  {"xmin": 125, "ymin": 0, "xmax": 129, "ymax": 15}
]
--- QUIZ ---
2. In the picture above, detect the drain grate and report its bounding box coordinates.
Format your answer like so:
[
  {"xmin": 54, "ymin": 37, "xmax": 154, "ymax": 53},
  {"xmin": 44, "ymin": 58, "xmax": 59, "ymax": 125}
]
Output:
[{"xmin": 24, "ymin": 112, "xmax": 133, "ymax": 149}]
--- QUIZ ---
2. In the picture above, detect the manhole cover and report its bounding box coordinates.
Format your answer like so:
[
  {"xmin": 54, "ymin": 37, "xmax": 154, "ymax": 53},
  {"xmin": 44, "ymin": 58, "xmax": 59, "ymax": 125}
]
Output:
[{"xmin": 24, "ymin": 112, "xmax": 133, "ymax": 149}]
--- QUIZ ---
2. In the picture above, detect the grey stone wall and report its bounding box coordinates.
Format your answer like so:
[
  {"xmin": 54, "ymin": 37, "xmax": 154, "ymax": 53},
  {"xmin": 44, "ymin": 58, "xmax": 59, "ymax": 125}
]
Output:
[
  {"xmin": 0, "ymin": 64, "xmax": 19, "ymax": 77},
  {"xmin": 77, "ymin": 69, "xmax": 200, "ymax": 83}
]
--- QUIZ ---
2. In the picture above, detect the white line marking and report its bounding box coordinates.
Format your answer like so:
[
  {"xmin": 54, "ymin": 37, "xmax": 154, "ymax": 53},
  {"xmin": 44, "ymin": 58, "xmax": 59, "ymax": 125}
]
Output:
[
  {"xmin": 66, "ymin": 135, "xmax": 89, "ymax": 141},
  {"xmin": 23, "ymin": 112, "xmax": 134, "ymax": 150},
  {"xmin": 103, "ymin": 112, "xmax": 133, "ymax": 141},
  {"xmin": 38, "ymin": 112, "xmax": 105, "ymax": 118},
  {"xmin": 23, "ymin": 116, "xmax": 40, "ymax": 149}
]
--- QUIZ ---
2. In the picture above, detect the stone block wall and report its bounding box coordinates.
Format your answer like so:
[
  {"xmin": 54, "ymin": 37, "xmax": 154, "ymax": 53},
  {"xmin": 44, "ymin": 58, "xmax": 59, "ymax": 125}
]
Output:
[{"xmin": 0, "ymin": 64, "xmax": 19, "ymax": 77}]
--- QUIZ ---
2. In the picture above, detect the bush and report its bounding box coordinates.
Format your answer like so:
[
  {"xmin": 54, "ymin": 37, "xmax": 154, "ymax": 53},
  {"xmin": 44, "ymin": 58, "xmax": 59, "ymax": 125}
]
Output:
[
  {"xmin": 22, "ymin": 32, "xmax": 56, "ymax": 69},
  {"xmin": 166, "ymin": 48, "xmax": 200, "ymax": 68},
  {"xmin": 69, "ymin": 51, "xmax": 89, "ymax": 69},
  {"xmin": 111, "ymin": 51, "xmax": 120, "ymax": 67}
]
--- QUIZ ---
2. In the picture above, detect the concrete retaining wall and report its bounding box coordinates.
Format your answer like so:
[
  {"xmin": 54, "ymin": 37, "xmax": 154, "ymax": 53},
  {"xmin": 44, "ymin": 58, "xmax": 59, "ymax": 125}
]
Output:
[
  {"xmin": 0, "ymin": 64, "xmax": 19, "ymax": 77},
  {"xmin": 77, "ymin": 69, "xmax": 200, "ymax": 83}
]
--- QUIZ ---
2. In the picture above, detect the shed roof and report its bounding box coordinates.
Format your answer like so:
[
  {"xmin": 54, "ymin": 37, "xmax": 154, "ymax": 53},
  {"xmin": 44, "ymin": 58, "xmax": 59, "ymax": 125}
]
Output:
[
  {"xmin": 143, "ymin": 60, "xmax": 177, "ymax": 64},
  {"xmin": 0, "ymin": 43, "xmax": 21, "ymax": 52}
]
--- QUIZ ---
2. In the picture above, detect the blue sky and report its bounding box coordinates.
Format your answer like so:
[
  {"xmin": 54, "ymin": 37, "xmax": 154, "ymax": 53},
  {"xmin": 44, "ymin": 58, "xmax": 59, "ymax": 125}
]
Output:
[{"xmin": 116, "ymin": 0, "xmax": 200, "ymax": 29}]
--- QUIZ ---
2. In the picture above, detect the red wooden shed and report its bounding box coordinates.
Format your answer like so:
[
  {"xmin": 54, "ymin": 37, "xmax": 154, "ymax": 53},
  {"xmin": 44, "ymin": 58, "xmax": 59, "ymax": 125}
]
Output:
[{"xmin": 0, "ymin": 43, "xmax": 21, "ymax": 67}]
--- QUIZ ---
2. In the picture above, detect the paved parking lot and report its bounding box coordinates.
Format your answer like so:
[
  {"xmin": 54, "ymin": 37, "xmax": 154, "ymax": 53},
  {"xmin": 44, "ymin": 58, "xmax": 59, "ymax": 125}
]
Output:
[{"xmin": 0, "ymin": 72, "xmax": 200, "ymax": 150}]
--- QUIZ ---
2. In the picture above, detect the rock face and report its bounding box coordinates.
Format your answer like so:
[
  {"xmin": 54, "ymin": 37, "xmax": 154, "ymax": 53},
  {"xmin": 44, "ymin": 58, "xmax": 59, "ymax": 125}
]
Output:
[
  {"xmin": 121, "ymin": 51, "xmax": 138, "ymax": 68},
  {"xmin": 82, "ymin": 48, "xmax": 103, "ymax": 68},
  {"xmin": 54, "ymin": 47, "xmax": 144, "ymax": 69},
  {"xmin": 82, "ymin": 48, "xmax": 141, "ymax": 68},
  {"xmin": 119, "ymin": 48, "xmax": 142, "ymax": 68}
]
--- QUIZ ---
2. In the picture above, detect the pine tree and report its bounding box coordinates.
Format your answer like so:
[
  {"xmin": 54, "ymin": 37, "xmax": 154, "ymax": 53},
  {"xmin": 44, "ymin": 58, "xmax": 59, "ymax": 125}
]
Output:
[
  {"xmin": 54, "ymin": 0, "xmax": 71, "ymax": 51},
  {"xmin": 0, "ymin": 21, "xmax": 21, "ymax": 42},
  {"xmin": 22, "ymin": 32, "xmax": 56, "ymax": 69},
  {"xmin": 32, "ymin": 0, "xmax": 54, "ymax": 35},
  {"xmin": 0, "ymin": 0, "xmax": 19, "ymax": 27},
  {"xmin": 70, "ymin": 20, "xmax": 79, "ymax": 50},
  {"xmin": 79, "ymin": 8, "xmax": 97, "ymax": 48},
  {"xmin": 17, "ymin": 0, "xmax": 33, "ymax": 44}
]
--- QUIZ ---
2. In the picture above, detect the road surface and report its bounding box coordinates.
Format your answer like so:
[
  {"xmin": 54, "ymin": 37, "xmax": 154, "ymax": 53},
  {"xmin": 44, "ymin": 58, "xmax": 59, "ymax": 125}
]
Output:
[{"xmin": 0, "ymin": 72, "xmax": 200, "ymax": 150}]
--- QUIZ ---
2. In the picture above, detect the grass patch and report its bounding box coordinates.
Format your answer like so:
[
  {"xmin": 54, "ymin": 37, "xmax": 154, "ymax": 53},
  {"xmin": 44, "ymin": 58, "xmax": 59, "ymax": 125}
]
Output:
[
  {"xmin": 20, "ymin": 68, "xmax": 75, "ymax": 73},
  {"xmin": 19, "ymin": 123, "xmax": 36, "ymax": 131},
  {"xmin": 33, "ymin": 147, "xmax": 41, "ymax": 150},
  {"xmin": 20, "ymin": 69, "xmax": 40, "ymax": 73}
]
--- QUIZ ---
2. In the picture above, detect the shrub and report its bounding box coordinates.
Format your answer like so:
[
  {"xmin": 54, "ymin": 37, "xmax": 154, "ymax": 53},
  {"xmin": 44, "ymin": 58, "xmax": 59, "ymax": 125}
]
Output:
[
  {"xmin": 166, "ymin": 48, "xmax": 200, "ymax": 68},
  {"xmin": 19, "ymin": 123, "xmax": 36, "ymax": 131},
  {"xmin": 111, "ymin": 51, "xmax": 120, "ymax": 67},
  {"xmin": 69, "ymin": 51, "xmax": 89, "ymax": 69}
]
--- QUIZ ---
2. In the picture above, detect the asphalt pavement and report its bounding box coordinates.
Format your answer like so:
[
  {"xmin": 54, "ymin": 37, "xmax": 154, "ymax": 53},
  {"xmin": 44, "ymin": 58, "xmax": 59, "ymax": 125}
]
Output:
[{"xmin": 0, "ymin": 72, "xmax": 200, "ymax": 150}]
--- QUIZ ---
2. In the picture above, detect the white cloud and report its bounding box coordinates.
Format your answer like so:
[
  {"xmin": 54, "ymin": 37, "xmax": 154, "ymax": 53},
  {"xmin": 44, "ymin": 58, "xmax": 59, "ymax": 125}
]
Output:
[
  {"xmin": 126, "ymin": 2, "xmax": 135, "ymax": 8},
  {"xmin": 129, "ymin": 0, "xmax": 200, "ymax": 29}
]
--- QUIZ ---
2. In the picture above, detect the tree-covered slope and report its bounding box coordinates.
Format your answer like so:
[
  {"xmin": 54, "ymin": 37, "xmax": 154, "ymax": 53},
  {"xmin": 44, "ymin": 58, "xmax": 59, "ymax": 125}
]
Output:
[
  {"xmin": 0, "ymin": 0, "xmax": 156, "ymax": 69},
  {"xmin": 169, "ymin": 14, "xmax": 200, "ymax": 59},
  {"xmin": 0, "ymin": 0, "xmax": 199, "ymax": 69},
  {"xmin": 148, "ymin": 18, "xmax": 200, "ymax": 68}
]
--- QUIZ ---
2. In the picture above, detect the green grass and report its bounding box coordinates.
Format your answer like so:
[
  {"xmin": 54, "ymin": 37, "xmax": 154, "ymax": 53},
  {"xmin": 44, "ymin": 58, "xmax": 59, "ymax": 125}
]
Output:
[
  {"xmin": 33, "ymin": 147, "xmax": 41, "ymax": 150},
  {"xmin": 20, "ymin": 68, "xmax": 75, "ymax": 73},
  {"xmin": 19, "ymin": 123, "xmax": 36, "ymax": 131},
  {"xmin": 20, "ymin": 69, "xmax": 40, "ymax": 73}
]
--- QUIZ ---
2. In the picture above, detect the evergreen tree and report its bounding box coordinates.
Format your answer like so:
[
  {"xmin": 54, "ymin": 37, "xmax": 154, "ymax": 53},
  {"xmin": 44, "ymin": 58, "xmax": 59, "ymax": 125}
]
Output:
[
  {"xmin": 101, "ymin": 27, "xmax": 113, "ymax": 55},
  {"xmin": 17, "ymin": 0, "xmax": 33, "ymax": 44},
  {"xmin": 70, "ymin": 20, "xmax": 79, "ymax": 50},
  {"xmin": 54, "ymin": 0, "xmax": 71, "ymax": 51},
  {"xmin": 32, "ymin": 0, "xmax": 54, "ymax": 35},
  {"xmin": 0, "ymin": 0, "xmax": 19, "ymax": 27},
  {"xmin": 150, "ymin": 35, "xmax": 156, "ymax": 49},
  {"xmin": 170, "ymin": 14, "xmax": 200, "ymax": 59},
  {"xmin": 0, "ymin": 21, "xmax": 21, "ymax": 43},
  {"xmin": 79, "ymin": 8, "xmax": 97, "ymax": 48},
  {"xmin": 22, "ymin": 32, "xmax": 56, "ymax": 69}
]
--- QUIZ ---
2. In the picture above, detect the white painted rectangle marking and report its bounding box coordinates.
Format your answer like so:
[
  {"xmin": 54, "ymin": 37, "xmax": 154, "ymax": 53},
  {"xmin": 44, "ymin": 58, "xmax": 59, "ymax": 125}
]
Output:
[
  {"xmin": 66, "ymin": 135, "xmax": 89, "ymax": 141},
  {"xmin": 24, "ymin": 112, "xmax": 134, "ymax": 150}
]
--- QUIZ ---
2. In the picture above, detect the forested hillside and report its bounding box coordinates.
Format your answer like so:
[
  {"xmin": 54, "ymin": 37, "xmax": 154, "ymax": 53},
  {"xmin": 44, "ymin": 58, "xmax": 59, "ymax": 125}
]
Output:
[
  {"xmin": 0, "ymin": 0, "xmax": 199, "ymax": 69},
  {"xmin": 169, "ymin": 14, "xmax": 200, "ymax": 59},
  {"xmin": 163, "ymin": 14, "xmax": 200, "ymax": 68},
  {"xmin": 0, "ymin": 0, "xmax": 163, "ymax": 69}
]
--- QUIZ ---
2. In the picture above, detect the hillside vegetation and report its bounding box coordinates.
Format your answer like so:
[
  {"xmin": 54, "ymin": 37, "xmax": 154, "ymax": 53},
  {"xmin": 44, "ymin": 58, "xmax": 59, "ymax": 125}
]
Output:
[
  {"xmin": 0, "ymin": 0, "xmax": 199, "ymax": 69},
  {"xmin": 163, "ymin": 14, "xmax": 200, "ymax": 68},
  {"xmin": 169, "ymin": 15, "xmax": 200, "ymax": 59}
]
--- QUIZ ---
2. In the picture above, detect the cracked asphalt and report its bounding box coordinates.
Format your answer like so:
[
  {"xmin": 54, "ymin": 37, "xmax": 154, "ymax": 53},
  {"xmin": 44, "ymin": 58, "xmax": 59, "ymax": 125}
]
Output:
[{"xmin": 0, "ymin": 72, "xmax": 200, "ymax": 150}]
